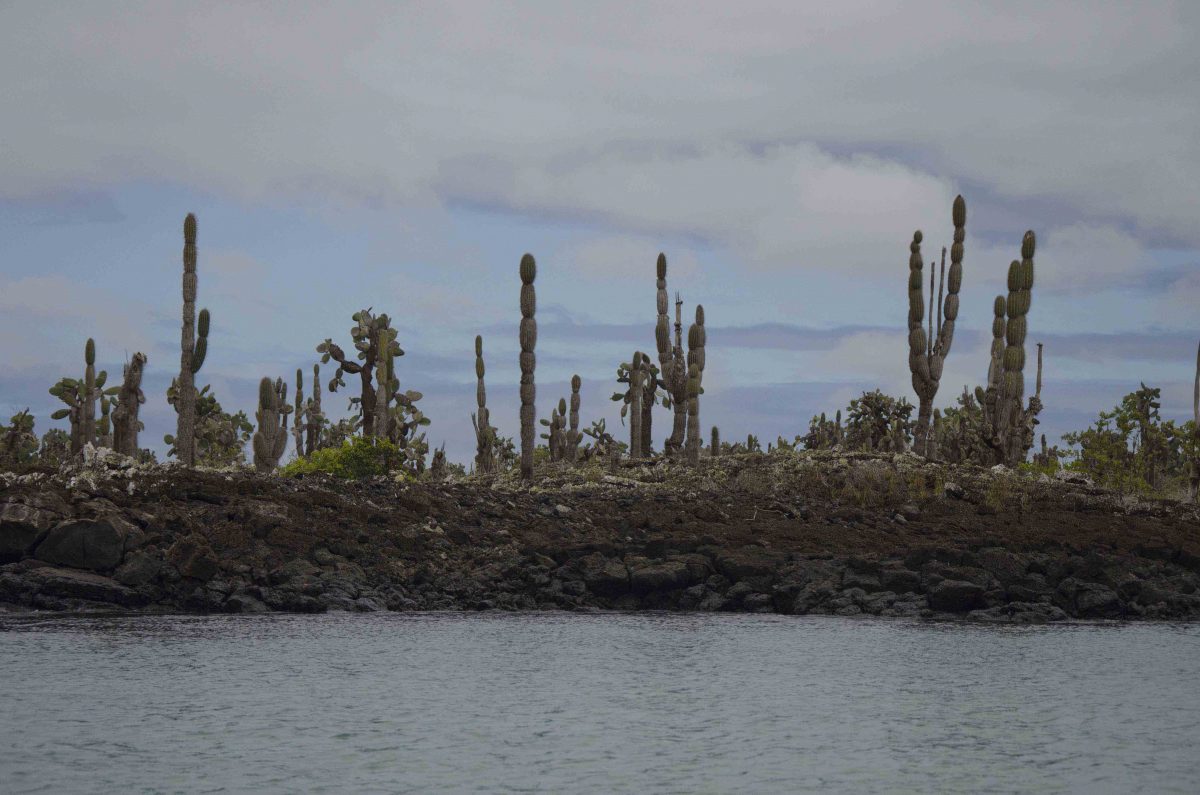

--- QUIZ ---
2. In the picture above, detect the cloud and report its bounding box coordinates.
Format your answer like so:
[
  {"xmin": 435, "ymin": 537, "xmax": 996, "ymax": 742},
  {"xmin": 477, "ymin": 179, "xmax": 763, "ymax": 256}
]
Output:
[{"xmin": 2, "ymin": 2, "xmax": 1197, "ymax": 246}]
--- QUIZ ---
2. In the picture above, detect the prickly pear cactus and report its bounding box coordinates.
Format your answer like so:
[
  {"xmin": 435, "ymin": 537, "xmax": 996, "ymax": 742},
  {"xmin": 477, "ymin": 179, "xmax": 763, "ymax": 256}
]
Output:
[
  {"xmin": 49, "ymin": 338, "xmax": 116, "ymax": 455},
  {"xmin": 317, "ymin": 308, "xmax": 404, "ymax": 439},
  {"xmin": 252, "ymin": 376, "xmax": 292, "ymax": 472},
  {"xmin": 519, "ymin": 254, "xmax": 537, "ymax": 480},
  {"xmin": 907, "ymin": 195, "xmax": 965, "ymax": 457}
]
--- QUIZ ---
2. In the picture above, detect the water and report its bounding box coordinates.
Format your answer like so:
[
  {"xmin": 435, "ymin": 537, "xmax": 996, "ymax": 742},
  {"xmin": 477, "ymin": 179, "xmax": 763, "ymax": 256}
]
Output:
[{"xmin": 1, "ymin": 613, "xmax": 1198, "ymax": 794}]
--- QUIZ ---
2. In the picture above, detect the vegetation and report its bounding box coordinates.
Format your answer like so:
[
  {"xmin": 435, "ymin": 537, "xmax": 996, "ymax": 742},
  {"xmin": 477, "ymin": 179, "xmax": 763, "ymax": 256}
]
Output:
[{"xmin": 2, "ymin": 208, "xmax": 1196, "ymax": 507}]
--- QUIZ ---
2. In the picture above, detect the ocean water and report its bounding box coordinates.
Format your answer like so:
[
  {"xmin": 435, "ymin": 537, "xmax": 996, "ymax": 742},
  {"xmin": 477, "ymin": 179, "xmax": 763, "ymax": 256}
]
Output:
[{"xmin": 1, "ymin": 612, "xmax": 1197, "ymax": 794}]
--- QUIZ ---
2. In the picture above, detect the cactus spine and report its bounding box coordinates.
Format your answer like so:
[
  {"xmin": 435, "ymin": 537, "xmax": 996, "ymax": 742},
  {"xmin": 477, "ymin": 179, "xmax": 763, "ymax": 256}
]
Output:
[
  {"xmin": 175, "ymin": 214, "xmax": 209, "ymax": 466},
  {"xmin": 519, "ymin": 254, "xmax": 537, "ymax": 481},
  {"xmin": 472, "ymin": 335, "xmax": 496, "ymax": 474},
  {"xmin": 907, "ymin": 195, "xmax": 965, "ymax": 457},
  {"xmin": 630, "ymin": 352, "xmax": 645, "ymax": 459},
  {"xmin": 111, "ymin": 352, "xmax": 147, "ymax": 457},
  {"xmin": 252, "ymin": 376, "xmax": 292, "ymax": 472}
]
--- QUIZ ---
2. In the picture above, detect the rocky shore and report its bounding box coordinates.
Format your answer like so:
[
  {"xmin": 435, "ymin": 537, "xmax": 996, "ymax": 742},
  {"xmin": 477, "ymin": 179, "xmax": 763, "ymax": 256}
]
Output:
[{"xmin": 2, "ymin": 450, "xmax": 1199, "ymax": 622}]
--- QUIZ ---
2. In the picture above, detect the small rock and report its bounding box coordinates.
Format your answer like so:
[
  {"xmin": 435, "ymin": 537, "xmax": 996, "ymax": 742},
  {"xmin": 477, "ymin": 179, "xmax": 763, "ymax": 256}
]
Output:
[
  {"xmin": 927, "ymin": 579, "xmax": 987, "ymax": 612},
  {"xmin": 943, "ymin": 482, "xmax": 965, "ymax": 500}
]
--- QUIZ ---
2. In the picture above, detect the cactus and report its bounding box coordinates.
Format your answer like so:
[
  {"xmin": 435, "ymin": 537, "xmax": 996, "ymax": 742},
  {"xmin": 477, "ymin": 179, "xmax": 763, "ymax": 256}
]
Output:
[
  {"xmin": 293, "ymin": 367, "xmax": 305, "ymax": 459},
  {"xmin": 907, "ymin": 195, "xmax": 965, "ymax": 457},
  {"xmin": 567, "ymin": 374, "xmax": 582, "ymax": 463},
  {"xmin": 1190, "ymin": 341, "xmax": 1199, "ymax": 502},
  {"xmin": 980, "ymin": 231, "xmax": 1041, "ymax": 465},
  {"xmin": 471, "ymin": 335, "xmax": 496, "ymax": 474},
  {"xmin": 111, "ymin": 352, "xmax": 147, "ymax": 457},
  {"xmin": 519, "ymin": 253, "xmax": 537, "ymax": 481},
  {"xmin": 317, "ymin": 308, "xmax": 403, "ymax": 438},
  {"xmin": 430, "ymin": 444, "xmax": 447, "ymax": 480},
  {"xmin": 683, "ymin": 305, "xmax": 706, "ymax": 465},
  {"xmin": 630, "ymin": 352, "xmax": 645, "ymax": 458},
  {"xmin": 252, "ymin": 376, "xmax": 292, "ymax": 472},
  {"xmin": 655, "ymin": 254, "xmax": 704, "ymax": 458},
  {"xmin": 49, "ymin": 338, "xmax": 116, "ymax": 455},
  {"xmin": 711, "ymin": 426, "xmax": 720, "ymax": 457},
  {"xmin": 175, "ymin": 214, "xmax": 210, "ymax": 465},
  {"xmin": 307, "ymin": 363, "xmax": 323, "ymax": 454}
]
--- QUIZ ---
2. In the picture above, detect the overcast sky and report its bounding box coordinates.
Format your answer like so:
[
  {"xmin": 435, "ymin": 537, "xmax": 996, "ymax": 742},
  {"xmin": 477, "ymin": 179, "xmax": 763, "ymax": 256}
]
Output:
[{"xmin": 1, "ymin": 2, "xmax": 1197, "ymax": 464}]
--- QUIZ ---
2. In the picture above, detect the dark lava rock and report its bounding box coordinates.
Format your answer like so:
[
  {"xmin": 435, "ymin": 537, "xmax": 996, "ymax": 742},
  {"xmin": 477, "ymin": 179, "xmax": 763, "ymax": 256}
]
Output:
[
  {"xmin": 0, "ymin": 502, "xmax": 59, "ymax": 563},
  {"xmin": 714, "ymin": 547, "xmax": 781, "ymax": 581},
  {"xmin": 927, "ymin": 579, "xmax": 987, "ymax": 612},
  {"xmin": 167, "ymin": 534, "xmax": 220, "ymax": 581},
  {"xmin": 22, "ymin": 565, "xmax": 142, "ymax": 606},
  {"xmin": 113, "ymin": 550, "xmax": 162, "ymax": 587},
  {"xmin": 575, "ymin": 553, "xmax": 629, "ymax": 596},
  {"xmin": 33, "ymin": 520, "xmax": 125, "ymax": 571}
]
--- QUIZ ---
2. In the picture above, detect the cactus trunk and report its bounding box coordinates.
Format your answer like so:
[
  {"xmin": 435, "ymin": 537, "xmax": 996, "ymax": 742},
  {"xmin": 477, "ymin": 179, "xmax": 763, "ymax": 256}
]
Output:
[
  {"xmin": 473, "ymin": 335, "xmax": 496, "ymax": 474},
  {"xmin": 630, "ymin": 353, "xmax": 644, "ymax": 459},
  {"xmin": 519, "ymin": 254, "xmax": 537, "ymax": 481},
  {"xmin": 175, "ymin": 214, "xmax": 208, "ymax": 466},
  {"xmin": 112, "ymin": 352, "xmax": 147, "ymax": 457}
]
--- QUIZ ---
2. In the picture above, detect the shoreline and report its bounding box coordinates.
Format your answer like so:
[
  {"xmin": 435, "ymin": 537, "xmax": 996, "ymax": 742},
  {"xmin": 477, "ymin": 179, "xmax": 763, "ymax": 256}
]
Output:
[{"xmin": 3, "ymin": 450, "xmax": 1199, "ymax": 623}]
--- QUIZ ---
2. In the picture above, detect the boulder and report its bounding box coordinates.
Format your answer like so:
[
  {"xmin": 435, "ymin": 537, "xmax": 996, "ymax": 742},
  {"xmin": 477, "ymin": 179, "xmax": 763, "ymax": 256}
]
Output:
[
  {"xmin": 113, "ymin": 550, "xmax": 162, "ymax": 587},
  {"xmin": 575, "ymin": 553, "xmax": 629, "ymax": 596},
  {"xmin": 167, "ymin": 534, "xmax": 220, "ymax": 581},
  {"xmin": 23, "ymin": 565, "xmax": 141, "ymax": 606},
  {"xmin": 714, "ymin": 547, "xmax": 782, "ymax": 581},
  {"xmin": 927, "ymin": 579, "xmax": 987, "ymax": 612},
  {"xmin": 33, "ymin": 519, "xmax": 126, "ymax": 571},
  {"xmin": 0, "ymin": 502, "xmax": 57, "ymax": 562}
]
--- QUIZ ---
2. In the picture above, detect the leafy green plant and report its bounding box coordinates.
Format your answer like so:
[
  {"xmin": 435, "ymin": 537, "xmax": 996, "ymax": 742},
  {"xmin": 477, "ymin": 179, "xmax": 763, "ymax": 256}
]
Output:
[{"xmin": 280, "ymin": 436, "xmax": 405, "ymax": 479}]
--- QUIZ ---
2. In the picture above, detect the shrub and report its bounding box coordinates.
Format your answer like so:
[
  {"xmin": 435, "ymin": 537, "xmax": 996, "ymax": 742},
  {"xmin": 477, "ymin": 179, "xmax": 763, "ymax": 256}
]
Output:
[{"xmin": 280, "ymin": 436, "xmax": 404, "ymax": 480}]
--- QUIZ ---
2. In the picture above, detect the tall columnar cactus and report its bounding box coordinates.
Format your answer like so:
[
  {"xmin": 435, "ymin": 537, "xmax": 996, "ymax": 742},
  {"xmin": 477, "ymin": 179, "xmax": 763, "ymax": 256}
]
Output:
[
  {"xmin": 293, "ymin": 367, "xmax": 305, "ymax": 459},
  {"xmin": 175, "ymin": 214, "xmax": 210, "ymax": 466},
  {"xmin": 711, "ymin": 426, "xmax": 720, "ymax": 457},
  {"xmin": 317, "ymin": 308, "xmax": 404, "ymax": 439},
  {"xmin": 629, "ymin": 352, "xmax": 645, "ymax": 459},
  {"xmin": 655, "ymin": 254, "xmax": 695, "ymax": 457},
  {"xmin": 567, "ymin": 374, "xmax": 582, "ymax": 463},
  {"xmin": 1189, "ymin": 340, "xmax": 1199, "ymax": 502},
  {"xmin": 471, "ymin": 335, "xmax": 496, "ymax": 474},
  {"xmin": 111, "ymin": 352, "xmax": 147, "ymax": 457},
  {"xmin": 519, "ymin": 254, "xmax": 537, "ymax": 481},
  {"xmin": 907, "ymin": 195, "xmax": 966, "ymax": 457},
  {"xmin": 307, "ymin": 363, "xmax": 323, "ymax": 455},
  {"xmin": 979, "ymin": 231, "xmax": 1041, "ymax": 465},
  {"xmin": 684, "ymin": 305, "xmax": 706, "ymax": 465},
  {"xmin": 252, "ymin": 376, "xmax": 292, "ymax": 473},
  {"xmin": 686, "ymin": 363, "xmax": 701, "ymax": 466}
]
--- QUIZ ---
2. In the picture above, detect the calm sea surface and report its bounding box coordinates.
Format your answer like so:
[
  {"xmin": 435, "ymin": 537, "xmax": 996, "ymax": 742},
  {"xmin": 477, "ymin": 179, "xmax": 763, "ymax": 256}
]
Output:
[{"xmin": 1, "ymin": 612, "xmax": 1198, "ymax": 794}]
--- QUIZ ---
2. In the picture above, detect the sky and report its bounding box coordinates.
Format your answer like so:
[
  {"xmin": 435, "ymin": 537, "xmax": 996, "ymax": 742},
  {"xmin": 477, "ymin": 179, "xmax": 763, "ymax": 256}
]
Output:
[{"xmin": 1, "ymin": 2, "xmax": 1198, "ymax": 465}]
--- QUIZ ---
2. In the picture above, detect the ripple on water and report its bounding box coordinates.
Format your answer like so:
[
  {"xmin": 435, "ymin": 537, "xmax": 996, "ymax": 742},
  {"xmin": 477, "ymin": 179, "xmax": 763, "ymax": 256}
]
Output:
[{"xmin": 1, "ymin": 613, "xmax": 1199, "ymax": 793}]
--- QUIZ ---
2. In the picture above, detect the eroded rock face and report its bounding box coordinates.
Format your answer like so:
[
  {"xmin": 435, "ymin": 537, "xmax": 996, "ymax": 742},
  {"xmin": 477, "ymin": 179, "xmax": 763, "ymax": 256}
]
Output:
[
  {"xmin": 0, "ymin": 503, "xmax": 57, "ymax": 563},
  {"xmin": 926, "ymin": 579, "xmax": 988, "ymax": 613},
  {"xmin": 33, "ymin": 520, "xmax": 126, "ymax": 571}
]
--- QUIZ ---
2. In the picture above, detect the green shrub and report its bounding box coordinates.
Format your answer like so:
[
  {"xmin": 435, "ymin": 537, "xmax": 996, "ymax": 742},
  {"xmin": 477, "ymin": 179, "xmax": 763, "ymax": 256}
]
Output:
[{"xmin": 280, "ymin": 436, "xmax": 404, "ymax": 479}]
